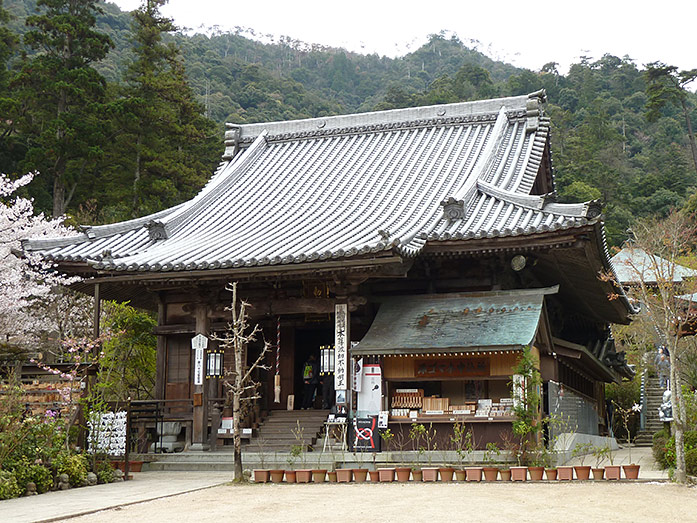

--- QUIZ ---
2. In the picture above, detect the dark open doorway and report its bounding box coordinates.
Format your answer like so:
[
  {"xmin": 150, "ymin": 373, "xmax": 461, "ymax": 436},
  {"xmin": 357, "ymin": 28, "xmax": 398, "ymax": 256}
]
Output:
[{"xmin": 294, "ymin": 326, "xmax": 333, "ymax": 410}]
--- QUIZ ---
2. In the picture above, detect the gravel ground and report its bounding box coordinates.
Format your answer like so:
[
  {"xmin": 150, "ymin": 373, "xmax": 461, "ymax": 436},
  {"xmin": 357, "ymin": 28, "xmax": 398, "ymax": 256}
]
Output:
[{"xmin": 65, "ymin": 481, "xmax": 697, "ymax": 523}]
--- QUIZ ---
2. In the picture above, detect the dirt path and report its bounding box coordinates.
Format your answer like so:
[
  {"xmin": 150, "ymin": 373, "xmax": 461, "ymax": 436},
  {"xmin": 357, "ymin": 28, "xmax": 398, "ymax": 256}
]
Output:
[{"xmin": 66, "ymin": 482, "xmax": 697, "ymax": 523}]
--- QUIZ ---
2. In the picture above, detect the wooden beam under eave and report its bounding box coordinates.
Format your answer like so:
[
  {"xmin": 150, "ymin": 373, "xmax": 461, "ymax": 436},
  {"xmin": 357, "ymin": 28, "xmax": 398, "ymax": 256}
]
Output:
[{"xmin": 216, "ymin": 296, "xmax": 368, "ymax": 319}]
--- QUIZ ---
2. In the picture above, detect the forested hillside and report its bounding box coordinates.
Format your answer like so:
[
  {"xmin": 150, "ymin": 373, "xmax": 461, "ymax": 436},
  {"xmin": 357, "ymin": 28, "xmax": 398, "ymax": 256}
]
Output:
[{"xmin": 1, "ymin": 0, "xmax": 696, "ymax": 246}]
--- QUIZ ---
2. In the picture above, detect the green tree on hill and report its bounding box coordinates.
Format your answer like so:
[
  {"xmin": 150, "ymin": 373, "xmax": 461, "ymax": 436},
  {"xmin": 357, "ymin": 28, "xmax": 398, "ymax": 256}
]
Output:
[
  {"xmin": 14, "ymin": 0, "xmax": 113, "ymax": 217},
  {"xmin": 645, "ymin": 62, "xmax": 697, "ymax": 177},
  {"xmin": 101, "ymin": 0, "xmax": 219, "ymax": 219}
]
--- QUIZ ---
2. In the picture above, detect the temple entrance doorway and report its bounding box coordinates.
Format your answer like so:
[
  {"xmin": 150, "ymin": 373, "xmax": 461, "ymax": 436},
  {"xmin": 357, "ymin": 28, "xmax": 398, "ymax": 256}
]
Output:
[{"xmin": 294, "ymin": 325, "xmax": 333, "ymax": 410}]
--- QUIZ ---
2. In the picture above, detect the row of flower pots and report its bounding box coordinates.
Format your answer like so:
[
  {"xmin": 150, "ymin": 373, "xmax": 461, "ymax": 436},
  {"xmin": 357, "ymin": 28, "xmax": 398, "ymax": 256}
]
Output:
[{"xmin": 254, "ymin": 464, "xmax": 641, "ymax": 483}]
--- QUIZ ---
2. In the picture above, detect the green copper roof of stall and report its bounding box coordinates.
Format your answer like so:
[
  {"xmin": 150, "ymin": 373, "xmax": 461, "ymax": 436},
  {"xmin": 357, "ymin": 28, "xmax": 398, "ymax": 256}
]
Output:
[{"xmin": 351, "ymin": 286, "xmax": 558, "ymax": 356}]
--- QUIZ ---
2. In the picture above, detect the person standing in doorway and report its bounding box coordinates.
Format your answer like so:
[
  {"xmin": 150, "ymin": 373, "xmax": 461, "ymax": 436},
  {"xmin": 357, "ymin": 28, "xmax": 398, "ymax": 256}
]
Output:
[{"xmin": 301, "ymin": 354, "xmax": 319, "ymax": 409}]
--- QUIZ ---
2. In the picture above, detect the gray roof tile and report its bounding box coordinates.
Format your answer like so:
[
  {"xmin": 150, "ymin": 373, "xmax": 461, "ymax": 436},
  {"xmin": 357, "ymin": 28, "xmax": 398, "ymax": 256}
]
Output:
[{"xmin": 24, "ymin": 93, "xmax": 599, "ymax": 272}]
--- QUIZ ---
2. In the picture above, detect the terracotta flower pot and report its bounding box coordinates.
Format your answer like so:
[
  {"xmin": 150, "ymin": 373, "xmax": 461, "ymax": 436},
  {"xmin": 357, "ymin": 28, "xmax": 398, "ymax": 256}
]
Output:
[
  {"xmin": 312, "ymin": 469, "xmax": 327, "ymax": 483},
  {"xmin": 499, "ymin": 469, "xmax": 511, "ymax": 481},
  {"xmin": 605, "ymin": 465, "xmax": 621, "ymax": 480},
  {"xmin": 466, "ymin": 467, "xmax": 482, "ymax": 482},
  {"xmin": 395, "ymin": 467, "xmax": 411, "ymax": 482},
  {"xmin": 623, "ymin": 464, "xmax": 640, "ymax": 480},
  {"xmin": 112, "ymin": 461, "xmax": 143, "ymax": 473},
  {"xmin": 412, "ymin": 469, "xmax": 423, "ymax": 481},
  {"xmin": 336, "ymin": 469, "xmax": 353, "ymax": 483},
  {"xmin": 591, "ymin": 467, "xmax": 605, "ymax": 480},
  {"xmin": 353, "ymin": 469, "xmax": 368, "ymax": 483},
  {"xmin": 269, "ymin": 470, "xmax": 285, "ymax": 483},
  {"xmin": 545, "ymin": 468, "xmax": 557, "ymax": 481},
  {"xmin": 482, "ymin": 467, "xmax": 499, "ymax": 482},
  {"xmin": 296, "ymin": 469, "xmax": 312, "ymax": 483},
  {"xmin": 510, "ymin": 466, "xmax": 527, "ymax": 481},
  {"xmin": 439, "ymin": 467, "xmax": 455, "ymax": 482},
  {"xmin": 528, "ymin": 466, "xmax": 545, "ymax": 481},
  {"xmin": 368, "ymin": 470, "xmax": 380, "ymax": 482},
  {"xmin": 454, "ymin": 469, "xmax": 467, "ymax": 481},
  {"xmin": 574, "ymin": 465, "xmax": 591, "ymax": 480},
  {"xmin": 557, "ymin": 466, "xmax": 574, "ymax": 480},
  {"xmin": 327, "ymin": 471, "xmax": 337, "ymax": 482},
  {"xmin": 378, "ymin": 468, "xmax": 395, "ymax": 482},
  {"xmin": 422, "ymin": 467, "xmax": 439, "ymax": 482},
  {"xmin": 253, "ymin": 469, "xmax": 270, "ymax": 483},
  {"xmin": 285, "ymin": 470, "xmax": 297, "ymax": 483}
]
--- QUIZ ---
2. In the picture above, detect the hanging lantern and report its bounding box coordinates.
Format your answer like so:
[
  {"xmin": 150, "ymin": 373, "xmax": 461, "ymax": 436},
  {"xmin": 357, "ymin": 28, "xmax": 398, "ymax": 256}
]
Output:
[
  {"xmin": 320, "ymin": 345, "xmax": 335, "ymax": 375},
  {"xmin": 206, "ymin": 348, "xmax": 224, "ymax": 378}
]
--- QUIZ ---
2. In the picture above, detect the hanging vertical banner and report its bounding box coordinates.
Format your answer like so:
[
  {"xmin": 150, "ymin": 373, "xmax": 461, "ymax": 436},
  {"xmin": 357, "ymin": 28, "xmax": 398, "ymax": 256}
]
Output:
[
  {"xmin": 191, "ymin": 334, "xmax": 208, "ymax": 386},
  {"xmin": 334, "ymin": 303, "xmax": 349, "ymax": 394},
  {"xmin": 353, "ymin": 357, "xmax": 363, "ymax": 392}
]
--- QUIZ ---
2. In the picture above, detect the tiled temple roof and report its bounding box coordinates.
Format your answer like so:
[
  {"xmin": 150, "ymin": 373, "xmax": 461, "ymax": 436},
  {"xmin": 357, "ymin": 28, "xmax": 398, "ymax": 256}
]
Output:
[{"xmin": 24, "ymin": 92, "xmax": 601, "ymax": 273}]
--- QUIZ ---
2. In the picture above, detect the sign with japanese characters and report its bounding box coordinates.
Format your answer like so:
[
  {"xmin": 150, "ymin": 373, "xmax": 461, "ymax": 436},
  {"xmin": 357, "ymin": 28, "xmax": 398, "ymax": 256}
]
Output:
[
  {"xmin": 334, "ymin": 303, "xmax": 348, "ymax": 395},
  {"xmin": 191, "ymin": 334, "xmax": 208, "ymax": 386},
  {"xmin": 415, "ymin": 357, "xmax": 489, "ymax": 378}
]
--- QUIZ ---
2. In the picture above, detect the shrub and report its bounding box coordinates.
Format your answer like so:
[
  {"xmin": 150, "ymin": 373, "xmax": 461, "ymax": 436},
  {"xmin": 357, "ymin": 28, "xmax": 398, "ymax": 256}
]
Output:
[
  {"xmin": 54, "ymin": 452, "xmax": 88, "ymax": 487},
  {"xmin": 686, "ymin": 448, "xmax": 697, "ymax": 476},
  {"xmin": 0, "ymin": 470, "xmax": 21, "ymax": 500},
  {"xmin": 655, "ymin": 430, "xmax": 697, "ymax": 470},
  {"xmin": 11, "ymin": 459, "xmax": 54, "ymax": 495},
  {"xmin": 94, "ymin": 460, "xmax": 115, "ymax": 484},
  {"xmin": 653, "ymin": 432, "xmax": 670, "ymax": 469}
]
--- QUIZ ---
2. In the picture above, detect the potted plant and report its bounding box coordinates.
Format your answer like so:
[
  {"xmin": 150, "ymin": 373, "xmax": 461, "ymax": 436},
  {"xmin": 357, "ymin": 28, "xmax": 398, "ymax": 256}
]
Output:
[
  {"xmin": 422, "ymin": 424, "xmax": 440, "ymax": 481},
  {"xmin": 253, "ymin": 437, "xmax": 270, "ymax": 483},
  {"xmin": 411, "ymin": 423, "xmax": 438, "ymax": 481},
  {"xmin": 509, "ymin": 347, "xmax": 542, "ymax": 483},
  {"xmin": 591, "ymin": 443, "xmax": 609, "ymax": 480},
  {"xmin": 604, "ymin": 441, "xmax": 621, "ymax": 480},
  {"xmin": 368, "ymin": 452, "xmax": 380, "ymax": 482},
  {"xmin": 449, "ymin": 422, "xmax": 469, "ymax": 481},
  {"xmin": 311, "ymin": 447, "xmax": 327, "ymax": 483},
  {"xmin": 545, "ymin": 466, "xmax": 557, "ymax": 481},
  {"xmin": 499, "ymin": 467, "xmax": 512, "ymax": 481},
  {"xmin": 352, "ymin": 449, "xmax": 369, "ymax": 483},
  {"xmin": 291, "ymin": 422, "xmax": 311, "ymax": 483},
  {"xmin": 572, "ymin": 442, "xmax": 593, "ymax": 480},
  {"xmin": 527, "ymin": 442, "xmax": 548, "ymax": 481},
  {"xmin": 379, "ymin": 429, "xmax": 396, "ymax": 482},
  {"xmin": 285, "ymin": 444, "xmax": 301, "ymax": 483},
  {"xmin": 482, "ymin": 443, "xmax": 500, "ymax": 482},
  {"xmin": 615, "ymin": 401, "xmax": 642, "ymax": 479},
  {"xmin": 269, "ymin": 449, "xmax": 284, "ymax": 483},
  {"xmin": 389, "ymin": 429, "xmax": 411, "ymax": 482}
]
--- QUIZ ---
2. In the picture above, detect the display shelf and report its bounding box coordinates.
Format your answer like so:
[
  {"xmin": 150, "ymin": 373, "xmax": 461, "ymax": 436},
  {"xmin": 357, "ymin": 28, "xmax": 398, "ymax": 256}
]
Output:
[{"xmin": 388, "ymin": 415, "xmax": 515, "ymax": 424}]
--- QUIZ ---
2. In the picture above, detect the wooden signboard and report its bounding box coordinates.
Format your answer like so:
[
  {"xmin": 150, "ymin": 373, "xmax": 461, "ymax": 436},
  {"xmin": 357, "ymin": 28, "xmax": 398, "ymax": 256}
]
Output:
[{"xmin": 415, "ymin": 357, "xmax": 490, "ymax": 378}]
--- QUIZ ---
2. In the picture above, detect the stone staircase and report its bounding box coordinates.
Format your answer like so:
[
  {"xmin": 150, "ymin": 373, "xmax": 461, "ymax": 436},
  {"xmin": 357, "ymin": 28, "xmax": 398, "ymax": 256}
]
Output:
[
  {"xmin": 635, "ymin": 375, "xmax": 668, "ymax": 446},
  {"xmin": 249, "ymin": 409, "xmax": 330, "ymax": 452},
  {"xmin": 144, "ymin": 409, "xmax": 329, "ymax": 471}
]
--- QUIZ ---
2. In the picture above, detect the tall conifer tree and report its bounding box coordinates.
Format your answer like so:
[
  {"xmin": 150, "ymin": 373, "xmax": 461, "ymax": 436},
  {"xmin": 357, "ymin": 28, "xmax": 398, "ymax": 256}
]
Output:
[
  {"xmin": 106, "ymin": 0, "xmax": 218, "ymax": 218},
  {"xmin": 0, "ymin": 0, "xmax": 20, "ymax": 172},
  {"xmin": 15, "ymin": 0, "xmax": 113, "ymax": 217}
]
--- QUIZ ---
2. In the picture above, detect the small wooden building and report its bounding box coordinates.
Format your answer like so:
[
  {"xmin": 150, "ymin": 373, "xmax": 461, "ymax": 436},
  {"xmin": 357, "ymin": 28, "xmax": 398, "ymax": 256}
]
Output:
[{"xmin": 24, "ymin": 91, "xmax": 635, "ymax": 450}]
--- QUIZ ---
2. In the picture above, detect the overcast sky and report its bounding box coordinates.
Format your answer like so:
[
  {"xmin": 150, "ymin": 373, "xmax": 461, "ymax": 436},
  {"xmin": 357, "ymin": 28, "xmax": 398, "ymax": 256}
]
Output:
[{"xmin": 111, "ymin": 0, "xmax": 695, "ymax": 77}]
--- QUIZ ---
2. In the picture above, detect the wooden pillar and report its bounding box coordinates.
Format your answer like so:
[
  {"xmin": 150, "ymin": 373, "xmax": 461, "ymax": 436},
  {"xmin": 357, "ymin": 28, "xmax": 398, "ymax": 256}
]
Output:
[
  {"xmin": 155, "ymin": 294, "xmax": 166, "ymax": 401},
  {"xmin": 191, "ymin": 302, "xmax": 210, "ymax": 450}
]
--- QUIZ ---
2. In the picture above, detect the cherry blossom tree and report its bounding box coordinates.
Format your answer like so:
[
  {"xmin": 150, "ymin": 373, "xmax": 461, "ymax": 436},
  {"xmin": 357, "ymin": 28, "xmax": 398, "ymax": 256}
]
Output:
[{"xmin": 0, "ymin": 172, "xmax": 89, "ymax": 359}]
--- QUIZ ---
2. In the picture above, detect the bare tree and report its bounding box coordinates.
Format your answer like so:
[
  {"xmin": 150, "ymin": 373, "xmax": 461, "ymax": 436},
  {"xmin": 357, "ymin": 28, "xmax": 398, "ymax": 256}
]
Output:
[
  {"xmin": 214, "ymin": 282, "xmax": 270, "ymax": 481},
  {"xmin": 606, "ymin": 211, "xmax": 697, "ymax": 483}
]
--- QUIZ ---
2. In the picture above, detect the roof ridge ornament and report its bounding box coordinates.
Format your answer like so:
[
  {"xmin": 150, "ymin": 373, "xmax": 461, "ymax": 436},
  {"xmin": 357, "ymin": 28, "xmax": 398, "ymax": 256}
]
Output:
[
  {"xmin": 525, "ymin": 89, "xmax": 547, "ymax": 133},
  {"xmin": 145, "ymin": 220, "xmax": 168, "ymax": 241},
  {"xmin": 223, "ymin": 124, "xmax": 241, "ymax": 160},
  {"xmin": 585, "ymin": 200, "xmax": 603, "ymax": 220},
  {"xmin": 441, "ymin": 196, "xmax": 465, "ymax": 221}
]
